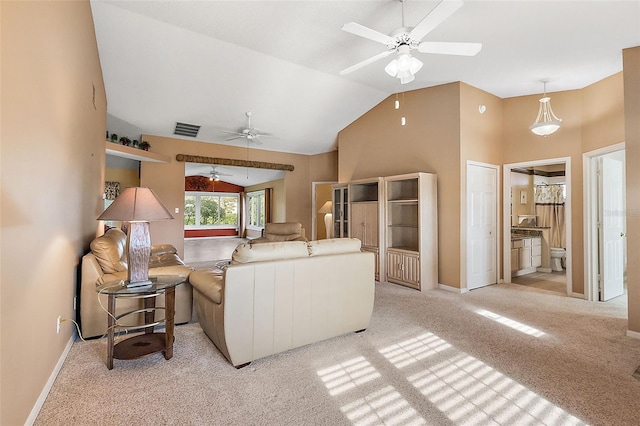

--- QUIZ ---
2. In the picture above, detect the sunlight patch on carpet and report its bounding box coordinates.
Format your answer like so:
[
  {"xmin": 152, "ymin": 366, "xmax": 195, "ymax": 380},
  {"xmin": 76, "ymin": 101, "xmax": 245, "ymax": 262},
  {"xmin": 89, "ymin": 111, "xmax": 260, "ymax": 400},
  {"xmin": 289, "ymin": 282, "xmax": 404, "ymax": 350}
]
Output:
[
  {"xmin": 339, "ymin": 385, "xmax": 426, "ymax": 426},
  {"xmin": 404, "ymin": 344, "xmax": 585, "ymax": 425},
  {"xmin": 378, "ymin": 333, "xmax": 452, "ymax": 369},
  {"xmin": 317, "ymin": 356, "xmax": 380, "ymax": 396},
  {"xmin": 476, "ymin": 309, "xmax": 546, "ymax": 337}
]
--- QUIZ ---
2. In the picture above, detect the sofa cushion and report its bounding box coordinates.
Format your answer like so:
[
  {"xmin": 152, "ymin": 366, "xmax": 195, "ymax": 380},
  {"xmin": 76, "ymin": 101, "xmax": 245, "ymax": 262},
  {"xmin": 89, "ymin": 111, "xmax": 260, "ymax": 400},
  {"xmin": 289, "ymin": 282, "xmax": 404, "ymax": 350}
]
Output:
[
  {"xmin": 190, "ymin": 270, "xmax": 224, "ymax": 304},
  {"xmin": 232, "ymin": 241, "xmax": 309, "ymax": 264},
  {"xmin": 90, "ymin": 228, "xmax": 127, "ymax": 274},
  {"xmin": 308, "ymin": 238, "xmax": 362, "ymax": 256}
]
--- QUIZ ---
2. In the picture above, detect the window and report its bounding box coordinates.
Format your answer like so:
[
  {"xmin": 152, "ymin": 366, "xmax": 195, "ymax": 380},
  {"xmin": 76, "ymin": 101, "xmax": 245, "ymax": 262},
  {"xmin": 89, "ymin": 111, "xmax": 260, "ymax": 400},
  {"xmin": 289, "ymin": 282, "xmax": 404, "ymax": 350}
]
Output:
[
  {"xmin": 184, "ymin": 192, "xmax": 239, "ymax": 228},
  {"xmin": 247, "ymin": 190, "xmax": 265, "ymax": 228}
]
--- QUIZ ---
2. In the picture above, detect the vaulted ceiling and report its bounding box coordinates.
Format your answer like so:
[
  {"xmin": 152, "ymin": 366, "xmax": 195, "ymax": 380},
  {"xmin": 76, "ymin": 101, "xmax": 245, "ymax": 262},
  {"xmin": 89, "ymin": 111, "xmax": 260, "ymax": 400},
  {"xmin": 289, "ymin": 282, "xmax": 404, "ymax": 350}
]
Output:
[{"xmin": 92, "ymin": 0, "xmax": 640, "ymax": 156}]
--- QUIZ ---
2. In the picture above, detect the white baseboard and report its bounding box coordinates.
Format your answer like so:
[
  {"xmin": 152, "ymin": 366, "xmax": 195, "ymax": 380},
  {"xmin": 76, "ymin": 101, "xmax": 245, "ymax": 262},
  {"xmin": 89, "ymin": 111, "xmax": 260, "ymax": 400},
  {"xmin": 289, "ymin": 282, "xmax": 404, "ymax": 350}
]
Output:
[
  {"xmin": 627, "ymin": 329, "xmax": 640, "ymax": 340},
  {"xmin": 26, "ymin": 336, "xmax": 74, "ymax": 425},
  {"xmin": 536, "ymin": 267, "xmax": 552, "ymax": 273},
  {"xmin": 438, "ymin": 283, "xmax": 468, "ymax": 293},
  {"xmin": 571, "ymin": 292, "xmax": 586, "ymax": 299}
]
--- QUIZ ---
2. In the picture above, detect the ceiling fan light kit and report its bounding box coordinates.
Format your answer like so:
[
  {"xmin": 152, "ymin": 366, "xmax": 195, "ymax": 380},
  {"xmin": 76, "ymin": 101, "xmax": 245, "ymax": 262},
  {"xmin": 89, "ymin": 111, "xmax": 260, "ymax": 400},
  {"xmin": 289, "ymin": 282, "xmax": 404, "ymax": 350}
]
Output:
[
  {"xmin": 340, "ymin": 0, "xmax": 481, "ymax": 84},
  {"xmin": 529, "ymin": 81, "xmax": 562, "ymax": 137}
]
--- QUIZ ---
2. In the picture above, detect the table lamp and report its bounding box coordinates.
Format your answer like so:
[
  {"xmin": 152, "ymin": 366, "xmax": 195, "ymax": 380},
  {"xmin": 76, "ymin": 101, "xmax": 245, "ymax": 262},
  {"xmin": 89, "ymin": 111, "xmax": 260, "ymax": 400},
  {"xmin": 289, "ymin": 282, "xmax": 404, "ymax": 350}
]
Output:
[
  {"xmin": 318, "ymin": 200, "xmax": 333, "ymax": 239},
  {"xmin": 97, "ymin": 187, "xmax": 174, "ymax": 287}
]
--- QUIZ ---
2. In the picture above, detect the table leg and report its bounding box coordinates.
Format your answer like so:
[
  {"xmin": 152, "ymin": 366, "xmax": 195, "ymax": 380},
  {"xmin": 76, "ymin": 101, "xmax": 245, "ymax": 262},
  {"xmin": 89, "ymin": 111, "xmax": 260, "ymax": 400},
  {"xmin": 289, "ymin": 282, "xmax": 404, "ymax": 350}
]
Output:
[
  {"xmin": 107, "ymin": 294, "xmax": 115, "ymax": 370},
  {"xmin": 164, "ymin": 287, "xmax": 176, "ymax": 360},
  {"xmin": 144, "ymin": 294, "xmax": 155, "ymax": 334}
]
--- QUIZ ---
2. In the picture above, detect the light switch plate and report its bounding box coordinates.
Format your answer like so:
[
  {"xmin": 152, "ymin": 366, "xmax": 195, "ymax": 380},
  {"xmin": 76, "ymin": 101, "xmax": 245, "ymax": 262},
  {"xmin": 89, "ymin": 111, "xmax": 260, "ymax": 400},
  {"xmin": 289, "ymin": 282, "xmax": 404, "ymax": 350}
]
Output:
[{"xmin": 174, "ymin": 207, "xmax": 180, "ymax": 214}]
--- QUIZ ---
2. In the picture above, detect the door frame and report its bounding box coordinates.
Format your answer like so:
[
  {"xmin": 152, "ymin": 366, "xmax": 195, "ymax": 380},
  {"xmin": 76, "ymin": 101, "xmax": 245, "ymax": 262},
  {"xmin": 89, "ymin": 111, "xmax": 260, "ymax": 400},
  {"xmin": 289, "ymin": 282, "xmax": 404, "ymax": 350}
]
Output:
[
  {"xmin": 583, "ymin": 142, "xmax": 626, "ymax": 301},
  {"xmin": 503, "ymin": 157, "xmax": 572, "ymax": 296},
  {"xmin": 465, "ymin": 161, "xmax": 500, "ymax": 291}
]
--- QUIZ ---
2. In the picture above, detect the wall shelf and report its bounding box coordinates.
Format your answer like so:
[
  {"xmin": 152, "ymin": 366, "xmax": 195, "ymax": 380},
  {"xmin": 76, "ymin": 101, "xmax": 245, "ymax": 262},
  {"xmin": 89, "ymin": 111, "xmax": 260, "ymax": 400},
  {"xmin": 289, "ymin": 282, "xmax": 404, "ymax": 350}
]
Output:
[{"xmin": 105, "ymin": 141, "xmax": 169, "ymax": 163}]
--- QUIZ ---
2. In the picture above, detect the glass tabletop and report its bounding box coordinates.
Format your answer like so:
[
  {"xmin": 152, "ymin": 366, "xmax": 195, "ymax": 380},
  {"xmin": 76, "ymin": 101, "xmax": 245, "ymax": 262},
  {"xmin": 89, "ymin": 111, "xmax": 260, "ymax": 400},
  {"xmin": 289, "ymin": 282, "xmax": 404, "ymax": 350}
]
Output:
[{"xmin": 96, "ymin": 275, "xmax": 186, "ymax": 295}]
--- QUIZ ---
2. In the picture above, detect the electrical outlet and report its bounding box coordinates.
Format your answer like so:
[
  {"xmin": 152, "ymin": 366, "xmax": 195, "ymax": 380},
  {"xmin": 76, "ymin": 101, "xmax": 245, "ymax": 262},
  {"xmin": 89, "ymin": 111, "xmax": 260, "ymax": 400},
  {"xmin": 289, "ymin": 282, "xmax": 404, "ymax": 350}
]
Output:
[{"xmin": 57, "ymin": 316, "xmax": 62, "ymax": 334}]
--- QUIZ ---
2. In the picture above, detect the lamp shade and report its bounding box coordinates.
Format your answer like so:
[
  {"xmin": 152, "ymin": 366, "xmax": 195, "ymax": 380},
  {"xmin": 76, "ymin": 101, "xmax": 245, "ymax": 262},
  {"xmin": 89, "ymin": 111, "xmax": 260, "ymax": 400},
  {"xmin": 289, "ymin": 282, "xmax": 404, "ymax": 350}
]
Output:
[
  {"xmin": 318, "ymin": 201, "xmax": 332, "ymax": 214},
  {"xmin": 97, "ymin": 187, "xmax": 174, "ymax": 222}
]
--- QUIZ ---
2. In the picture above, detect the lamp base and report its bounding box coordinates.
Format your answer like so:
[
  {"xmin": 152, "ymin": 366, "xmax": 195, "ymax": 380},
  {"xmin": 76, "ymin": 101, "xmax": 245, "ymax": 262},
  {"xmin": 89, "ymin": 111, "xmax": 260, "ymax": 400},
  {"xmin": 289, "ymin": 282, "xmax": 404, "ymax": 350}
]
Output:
[
  {"xmin": 125, "ymin": 279, "xmax": 153, "ymax": 289},
  {"xmin": 324, "ymin": 213, "xmax": 333, "ymax": 239},
  {"xmin": 126, "ymin": 221, "xmax": 151, "ymax": 284}
]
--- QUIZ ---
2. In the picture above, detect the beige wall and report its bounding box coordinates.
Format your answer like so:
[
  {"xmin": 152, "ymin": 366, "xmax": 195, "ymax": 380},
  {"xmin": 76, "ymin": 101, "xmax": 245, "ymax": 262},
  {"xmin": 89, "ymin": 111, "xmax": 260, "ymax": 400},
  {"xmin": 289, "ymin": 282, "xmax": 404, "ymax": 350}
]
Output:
[
  {"xmin": 338, "ymin": 83, "xmax": 462, "ymax": 287},
  {"xmin": 0, "ymin": 2, "xmax": 106, "ymax": 424},
  {"xmin": 105, "ymin": 167, "xmax": 140, "ymax": 190},
  {"xmin": 246, "ymin": 178, "xmax": 286, "ymax": 223},
  {"xmin": 624, "ymin": 47, "xmax": 640, "ymax": 333},
  {"xmin": 140, "ymin": 135, "xmax": 335, "ymax": 258}
]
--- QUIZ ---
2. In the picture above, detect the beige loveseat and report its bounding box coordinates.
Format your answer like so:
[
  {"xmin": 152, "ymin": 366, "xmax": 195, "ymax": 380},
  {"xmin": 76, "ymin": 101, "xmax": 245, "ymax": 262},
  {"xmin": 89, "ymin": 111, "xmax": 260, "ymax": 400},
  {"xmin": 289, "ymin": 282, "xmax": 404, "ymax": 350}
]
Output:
[
  {"xmin": 190, "ymin": 238, "xmax": 375, "ymax": 367},
  {"xmin": 80, "ymin": 228, "xmax": 193, "ymax": 339}
]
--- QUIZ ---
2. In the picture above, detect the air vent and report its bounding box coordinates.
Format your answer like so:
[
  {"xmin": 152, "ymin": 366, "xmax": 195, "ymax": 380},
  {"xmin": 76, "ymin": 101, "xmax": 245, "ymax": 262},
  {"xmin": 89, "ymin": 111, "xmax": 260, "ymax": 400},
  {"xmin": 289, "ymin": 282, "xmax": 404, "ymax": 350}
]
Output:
[{"xmin": 174, "ymin": 122, "xmax": 200, "ymax": 138}]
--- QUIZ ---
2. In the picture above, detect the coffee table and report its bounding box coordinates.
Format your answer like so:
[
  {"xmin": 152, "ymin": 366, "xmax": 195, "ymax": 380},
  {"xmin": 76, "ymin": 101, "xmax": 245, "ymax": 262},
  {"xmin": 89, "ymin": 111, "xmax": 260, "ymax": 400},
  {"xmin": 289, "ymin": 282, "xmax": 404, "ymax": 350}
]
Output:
[{"xmin": 96, "ymin": 275, "xmax": 186, "ymax": 369}]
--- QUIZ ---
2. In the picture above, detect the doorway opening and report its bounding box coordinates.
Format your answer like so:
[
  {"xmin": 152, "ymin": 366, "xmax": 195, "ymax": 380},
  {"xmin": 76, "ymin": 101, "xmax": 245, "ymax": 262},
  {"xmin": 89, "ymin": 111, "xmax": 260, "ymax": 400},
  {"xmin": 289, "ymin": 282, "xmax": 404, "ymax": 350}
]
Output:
[
  {"xmin": 182, "ymin": 163, "xmax": 285, "ymax": 265},
  {"xmin": 503, "ymin": 157, "xmax": 572, "ymax": 297}
]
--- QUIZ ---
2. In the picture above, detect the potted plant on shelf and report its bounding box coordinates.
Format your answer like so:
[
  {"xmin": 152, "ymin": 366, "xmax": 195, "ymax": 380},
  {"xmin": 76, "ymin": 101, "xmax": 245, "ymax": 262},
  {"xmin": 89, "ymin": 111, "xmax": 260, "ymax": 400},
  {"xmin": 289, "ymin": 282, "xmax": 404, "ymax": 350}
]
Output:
[
  {"xmin": 110, "ymin": 133, "xmax": 118, "ymax": 142},
  {"xmin": 139, "ymin": 141, "xmax": 151, "ymax": 151},
  {"xmin": 119, "ymin": 136, "xmax": 131, "ymax": 146}
]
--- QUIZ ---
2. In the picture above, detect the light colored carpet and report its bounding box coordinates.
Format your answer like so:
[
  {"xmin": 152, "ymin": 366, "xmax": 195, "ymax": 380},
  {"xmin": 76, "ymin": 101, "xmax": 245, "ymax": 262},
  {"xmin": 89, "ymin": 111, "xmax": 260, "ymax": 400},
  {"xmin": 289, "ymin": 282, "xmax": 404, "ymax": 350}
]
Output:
[{"xmin": 36, "ymin": 282, "xmax": 640, "ymax": 425}]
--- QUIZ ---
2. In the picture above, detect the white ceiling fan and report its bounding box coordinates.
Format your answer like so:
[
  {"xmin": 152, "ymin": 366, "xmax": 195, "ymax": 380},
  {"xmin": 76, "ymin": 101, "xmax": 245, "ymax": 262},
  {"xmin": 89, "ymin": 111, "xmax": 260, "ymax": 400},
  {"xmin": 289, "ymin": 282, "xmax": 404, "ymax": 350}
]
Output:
[
  {"xmin": 218, "ymin": 112, "xmax": 272, "ymax": 145},
  {"xmin": 340, "ymin": 0, "xmax": 481, "ymax": 84},
  {"xmin": 199, "ymin": 166, "xmax": 232, "ymax": 181}
]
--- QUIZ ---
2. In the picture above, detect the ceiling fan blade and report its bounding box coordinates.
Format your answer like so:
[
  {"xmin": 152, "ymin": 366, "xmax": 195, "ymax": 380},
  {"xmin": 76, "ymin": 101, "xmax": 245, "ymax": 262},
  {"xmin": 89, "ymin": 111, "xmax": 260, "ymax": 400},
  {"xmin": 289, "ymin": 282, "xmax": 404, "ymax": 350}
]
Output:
[
  {"xmin": 418, "ymin": 41, "xmax": 482, "ymax": 56},
  {"xmin": 340, "ymin": 50, "xmax": 394, "ymax": 75},
  {"xmin": 251, "ymin": 138, "xmax": 264, "ymax": 145},
  {"xmin": 409, "ymin": 0, "xmax": 463, "ymax": 42},
  {"xmin": 225, "ymin": 136, "xmax": 245, "ymax": 141},
  {"xmin": 341, "ymin": 22, "xmax": 395, "ymax": 45},
  {"xmin": 218, "ymin": 129, "xmax": 245, "ymax": 136}
]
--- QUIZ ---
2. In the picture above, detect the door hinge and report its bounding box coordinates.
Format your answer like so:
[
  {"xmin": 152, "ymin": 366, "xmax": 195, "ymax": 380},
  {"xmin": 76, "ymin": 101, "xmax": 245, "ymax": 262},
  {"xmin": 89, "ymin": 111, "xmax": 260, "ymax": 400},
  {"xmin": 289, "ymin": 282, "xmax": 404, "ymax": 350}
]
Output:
[{"xmin": 597, "ymin": 274, "xmax": 603, "ymax": 292}]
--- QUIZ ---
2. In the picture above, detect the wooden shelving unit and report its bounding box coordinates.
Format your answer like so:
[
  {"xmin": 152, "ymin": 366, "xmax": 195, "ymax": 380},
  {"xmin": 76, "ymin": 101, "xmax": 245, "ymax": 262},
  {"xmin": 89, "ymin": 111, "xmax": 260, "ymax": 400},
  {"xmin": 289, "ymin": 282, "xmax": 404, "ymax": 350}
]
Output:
[{"xmin": 384, "ymin": 172, "xmax": 438, "ymax": 291}]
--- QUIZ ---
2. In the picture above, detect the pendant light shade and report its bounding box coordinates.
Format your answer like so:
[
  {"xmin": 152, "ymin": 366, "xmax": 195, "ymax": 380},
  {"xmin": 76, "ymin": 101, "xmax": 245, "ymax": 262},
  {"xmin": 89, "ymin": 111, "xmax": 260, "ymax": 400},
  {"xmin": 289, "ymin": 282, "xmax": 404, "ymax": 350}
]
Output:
[{"xmin": 530, "ymin": 82, "xmax": 562, "ymax": 137}]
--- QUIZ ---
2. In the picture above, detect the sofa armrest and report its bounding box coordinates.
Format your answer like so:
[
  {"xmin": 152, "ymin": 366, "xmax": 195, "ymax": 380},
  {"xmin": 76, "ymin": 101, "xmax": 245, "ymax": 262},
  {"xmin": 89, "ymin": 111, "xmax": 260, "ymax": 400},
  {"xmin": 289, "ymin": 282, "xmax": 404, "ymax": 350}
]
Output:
[{"xmin": 150, "ymin": 243, "xmax": 178, "ymax": 257}]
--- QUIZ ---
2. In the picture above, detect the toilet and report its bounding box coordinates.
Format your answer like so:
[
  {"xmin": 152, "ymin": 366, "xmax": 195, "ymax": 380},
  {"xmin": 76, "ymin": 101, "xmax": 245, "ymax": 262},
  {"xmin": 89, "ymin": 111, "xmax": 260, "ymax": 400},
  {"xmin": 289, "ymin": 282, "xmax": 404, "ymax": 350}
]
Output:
[{"xmin": 550, "ymin": 247, "xmax": 566, "ymax": 271}]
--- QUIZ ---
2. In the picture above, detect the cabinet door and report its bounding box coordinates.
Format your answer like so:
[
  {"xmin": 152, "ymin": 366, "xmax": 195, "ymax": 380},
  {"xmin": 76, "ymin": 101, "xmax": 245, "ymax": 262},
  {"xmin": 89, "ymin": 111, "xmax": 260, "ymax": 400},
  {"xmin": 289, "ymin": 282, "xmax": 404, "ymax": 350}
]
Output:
[
  {"xmin": 511, "ymin": 248, "xmax": 519, "ymax": 272},
  {"xmin": 519, "ymin": 247, "xmax": 532, "ymax": 268},
  {"xmin": 403, "ymin": 252, "xmax": 420, "ymax": 285},
  {"xmin": 351, "ymin": 203, "xmax": 366, "ymax": 243},
  {"xmin": 386, "ymin": 251, "xmax": 404, "ymax": 282},
  {"xmin": 363, "ymin": 202, "xmax": 378, "ymax": 247}
]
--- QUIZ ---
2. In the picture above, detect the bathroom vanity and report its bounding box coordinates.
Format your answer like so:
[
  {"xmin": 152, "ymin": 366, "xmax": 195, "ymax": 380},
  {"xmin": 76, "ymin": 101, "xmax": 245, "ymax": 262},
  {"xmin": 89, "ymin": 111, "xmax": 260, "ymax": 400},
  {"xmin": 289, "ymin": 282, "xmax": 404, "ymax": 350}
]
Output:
[{"xmin": 511, "ymin": 227, "xmax": 552, "ymax": 276}]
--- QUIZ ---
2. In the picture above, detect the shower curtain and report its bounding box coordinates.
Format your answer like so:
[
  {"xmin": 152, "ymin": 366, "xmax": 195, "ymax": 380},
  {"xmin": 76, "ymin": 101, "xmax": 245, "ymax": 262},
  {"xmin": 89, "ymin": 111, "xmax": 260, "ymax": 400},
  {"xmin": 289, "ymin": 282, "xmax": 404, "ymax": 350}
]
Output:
[{"xmin": 534, "ymin": 184, "xmax": 566, "ymax": 248}]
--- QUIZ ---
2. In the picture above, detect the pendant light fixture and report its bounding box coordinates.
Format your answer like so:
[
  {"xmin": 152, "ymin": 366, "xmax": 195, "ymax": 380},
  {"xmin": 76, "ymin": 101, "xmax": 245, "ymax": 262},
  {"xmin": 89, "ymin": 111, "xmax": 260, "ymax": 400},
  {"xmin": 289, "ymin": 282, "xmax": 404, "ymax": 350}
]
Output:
[{"xmin": 529, "ymin": 81, "xmax": 562, "ymax": 137}]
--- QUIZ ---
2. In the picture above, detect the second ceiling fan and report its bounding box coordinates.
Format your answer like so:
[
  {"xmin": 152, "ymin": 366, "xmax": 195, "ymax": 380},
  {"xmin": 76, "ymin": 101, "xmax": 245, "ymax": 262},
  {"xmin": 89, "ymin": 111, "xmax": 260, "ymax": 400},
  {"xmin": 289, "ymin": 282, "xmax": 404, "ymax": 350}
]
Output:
[{"xmin": 340, "ymin": 0, "xmax": 481, "ymax": 84}]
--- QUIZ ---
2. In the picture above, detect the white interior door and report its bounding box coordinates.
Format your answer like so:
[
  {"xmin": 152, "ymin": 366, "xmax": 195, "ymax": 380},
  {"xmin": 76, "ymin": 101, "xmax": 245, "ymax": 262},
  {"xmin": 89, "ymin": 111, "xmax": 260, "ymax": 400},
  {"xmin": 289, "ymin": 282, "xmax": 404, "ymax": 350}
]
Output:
[
  {"xmin": 599, "ymin": 156, "xmax": 626, "ymax": 301},
  {"xmin": 467, "ymin": 163, "xmax": 498, "ymax": 290}
]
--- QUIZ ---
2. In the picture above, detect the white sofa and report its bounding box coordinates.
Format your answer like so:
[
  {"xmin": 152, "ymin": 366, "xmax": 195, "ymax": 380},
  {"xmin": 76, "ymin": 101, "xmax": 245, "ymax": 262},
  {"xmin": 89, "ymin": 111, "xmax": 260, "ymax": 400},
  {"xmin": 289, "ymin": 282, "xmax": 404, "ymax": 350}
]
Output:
[{"xmin": 190, "ymin": 238, "xmax": 375, "ymax": 367}]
